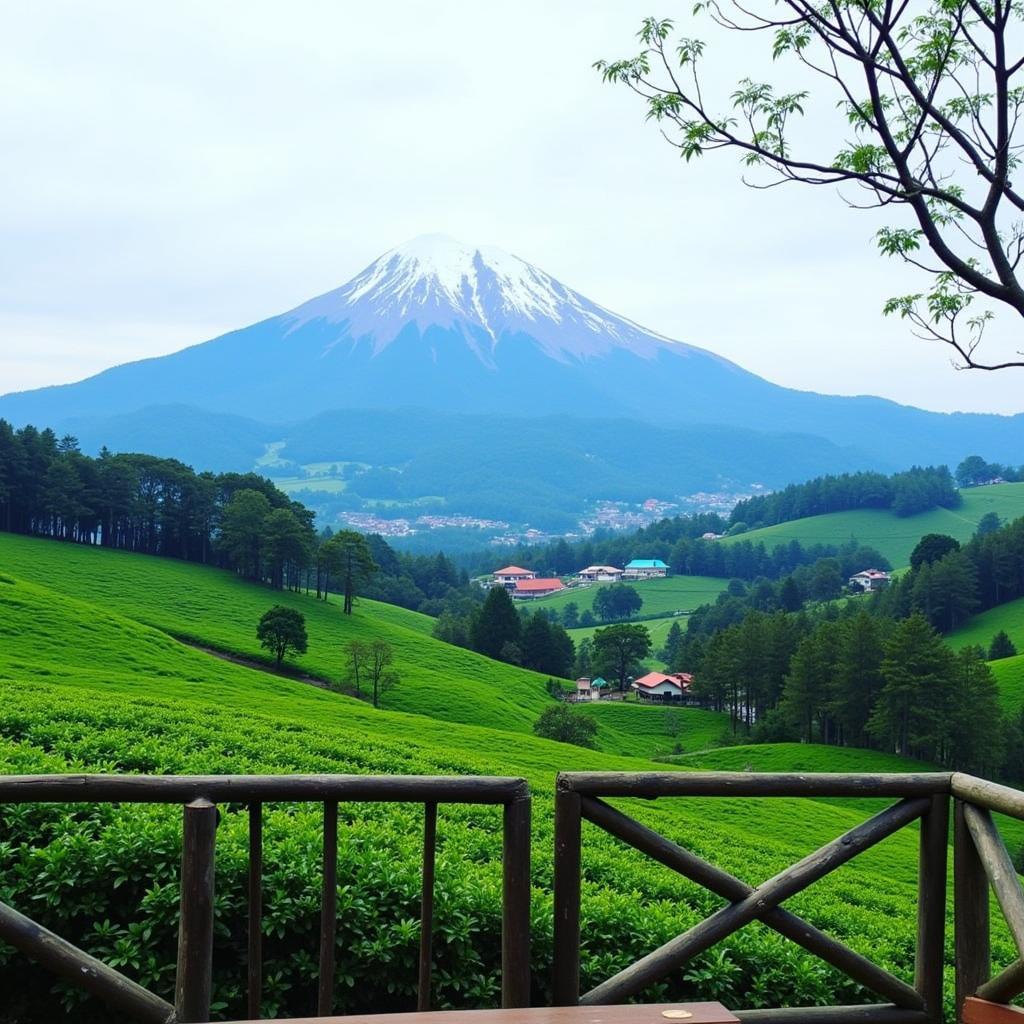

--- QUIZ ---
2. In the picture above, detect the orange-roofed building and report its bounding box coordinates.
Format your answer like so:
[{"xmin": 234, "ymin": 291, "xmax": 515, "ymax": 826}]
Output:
[
  {"xmin": 632, "ymin": 671, "xmax": 694, "ymax": 703},
  {"xmin": 512, "ymin": 577, "xmax": 566, "ymax": 599},
  {"xmin": 493, "ymin": 566, "xmax": 537, "ymax": 589}
]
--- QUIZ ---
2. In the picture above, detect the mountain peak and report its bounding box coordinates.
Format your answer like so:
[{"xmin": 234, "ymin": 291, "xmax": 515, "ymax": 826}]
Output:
[{"xmin": 284, "ymin": 234, "xmax": 690, "ymax": 363}]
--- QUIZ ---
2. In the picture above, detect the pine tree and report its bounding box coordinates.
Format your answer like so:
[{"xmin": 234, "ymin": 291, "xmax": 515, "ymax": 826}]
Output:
[
  {"xmin": 471, "ymin": 586, "xmax": 522, "ymax": 660},
  {"xmin": 830, "ymin": 612, "xmax": 885, "ymax": 747},
  {"xmin": 868, "ymin": 614, "xmax": 953, "ymax": 758},
  {"xmin": 947, "ymin": 646, "xmax": 1004, "ymax": 773},
  {"xmin": 989, "ymin": 630, "xmax": 1018, "ymax": 661}
]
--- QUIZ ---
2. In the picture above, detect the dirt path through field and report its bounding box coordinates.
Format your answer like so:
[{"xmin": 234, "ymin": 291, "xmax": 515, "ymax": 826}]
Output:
[{"xmin": 173, "ymin": 636, "xmax": 335, "ymax": 691}]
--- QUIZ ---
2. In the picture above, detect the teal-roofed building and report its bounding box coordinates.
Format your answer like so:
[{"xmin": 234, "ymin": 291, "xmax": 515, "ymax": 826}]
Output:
[{"xmin": 622, "ymin": 558, "xmax": 669, "ymax": 580}]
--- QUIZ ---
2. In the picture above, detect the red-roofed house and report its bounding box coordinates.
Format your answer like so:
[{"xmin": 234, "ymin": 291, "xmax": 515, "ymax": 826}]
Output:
[
  {"xmin": 848, "ymin": 569, "xmax": 891, "ymax": 592},
  {"xmin": 493, "ymin": 566, "xmax": 536, "ymax": 590},
  {"xmin": 632, "ymin": 671, "xmax": 694, "ymax": 703},
  {"xmin": 512, "ymin": 578, "xmax": 566, "ymax": 599}
]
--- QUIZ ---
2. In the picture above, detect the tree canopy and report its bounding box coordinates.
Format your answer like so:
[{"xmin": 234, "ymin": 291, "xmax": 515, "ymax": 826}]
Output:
[
  {"xmin": 599, "ymin": 7, "xmax": 1024, "ymax": 369},
  {"xmin": 256, "ymin": 606, "xmax": 308, "ymax": 667}
]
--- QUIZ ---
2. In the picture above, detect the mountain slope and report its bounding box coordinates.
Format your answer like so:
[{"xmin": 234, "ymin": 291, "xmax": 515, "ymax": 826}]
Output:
[{"xmin": 2, "ymin": 234, "xmax": 1023, "ymax": 468}]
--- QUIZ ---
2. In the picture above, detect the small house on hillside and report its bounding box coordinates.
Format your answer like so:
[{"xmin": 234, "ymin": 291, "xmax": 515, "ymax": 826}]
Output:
[
  {"xmin": 849, "ymin": 569, "xmax": 891, "ymax": 592},
  {"xmin": 493, "ymin": 565, "xmax": 536, "ymax": 590},
  {"xmin": 512, "ymin": 577, "xmax": 565, "ymax": 600},
  {"xmin": 577, "ymin": 565, "xmax": 623, "ymax": 582},
  {"xmin": 575, "ymin": 677, "xmax": 595, "ymax": 701},
  {"xmin": 632, "ymin": 671, "xmax": 694, "ymax": 703},
  {"xmin": 623, "ymin": 559, "xmax": 669, "ymax": 580}
]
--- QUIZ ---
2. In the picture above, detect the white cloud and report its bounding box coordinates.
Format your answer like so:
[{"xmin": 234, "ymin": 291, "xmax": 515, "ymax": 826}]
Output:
[{"xmin": 0, "ymin": 0, "xmax": 1021, "ymax": 414}]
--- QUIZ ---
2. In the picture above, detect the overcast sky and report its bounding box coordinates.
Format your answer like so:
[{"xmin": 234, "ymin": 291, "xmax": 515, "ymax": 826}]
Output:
[{"xmin": 1, "ymin": 0, "xmax": 1022, "ymax": 414}]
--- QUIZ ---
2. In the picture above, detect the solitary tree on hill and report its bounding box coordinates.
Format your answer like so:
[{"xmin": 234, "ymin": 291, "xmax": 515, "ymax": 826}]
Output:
[
  {"xmin": 599, "ymin": 9, "xmax": 1024, "ymax": 370},
  {"xmin": 989, "ymin": 630, "xmax": 1018, "ymax": 661},
  {"xmin": 593, "ymin": 583, "xmax": 643, "ymax": 622},
  {"xmin": 592, "ymin": 623, "xmax": 652, "ymax": 692},
  {"xmin": 256, "ymin": 606, "xmax": 308, "ymax": 668},
  {"xmin": 910, "ymin": 534, "xmax": 961, "ymax": 571}
]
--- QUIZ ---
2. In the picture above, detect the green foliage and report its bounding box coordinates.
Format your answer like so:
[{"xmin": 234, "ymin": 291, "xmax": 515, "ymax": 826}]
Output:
[
  {"xmin": 909, "ymin": 533, "xmax": 961, "ymax": 570},
  {"xmin": 592, "ymin": 583, "xmax": 643, "ymax": 622},
  {"xmin": 592, "ymin": 624, "xmax": 652, "ymax": 691},
  {"xmin": 471, "ymin": 587, "xmax": 522, "ymax": 662},
  {"xmin": 989, "ymin": 631, "xmax": 1018, "ymax": 662},
  {"xmin": 532, "ymin": 705, "xmax": 599, "ymax": 748},
  {"xmin": 256, "ymin": 606, "xmax": 308, "ymax": 667}
]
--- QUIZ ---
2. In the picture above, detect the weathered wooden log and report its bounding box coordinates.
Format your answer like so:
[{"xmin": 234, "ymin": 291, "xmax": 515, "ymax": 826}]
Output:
[
  {"xmin": 581, "ymin": 797, "xmax": 930, "ymax": 1005},
  {"xmin": 560, "ymin": 772, "xmax": 951, "ymax": 799},
  {"xmin": 580, "ymin": 795, "xmax": 922, "ymax": 1009},
  {"xmin": 175, "ymin": 798, "xmax": 218, "ymax": 1023},
  {"xmin": 955, "ymin": 801, "xmax": 992, "ymax": 1020},
  {"xmin": 977, "ymin": 959, "xmax": 1024, "ymax": 1004},
  {"xmin": 0, "ymin": 773, "xmax": 527, "ymax": 804},
  {"xmin": 0, "ymin": 899, "xmax": 175, "ymax": 1023},
  {"xmin": 318, "ymin": 801, "xmax": 339, "ymax": 1016},
  {"xmin": 735, "ymin": 1006, "xmax": 930, "ymax": 1024},
  {"xmin": 552, "ymin": 784, "xmax": 582, "ymax": 1006},
  {"xmin": 915, "ymin": 794, "xmax": 948, "ymax": 1022},
  {"xmin": 963, "ymin": 804, "xmax": 1024, "ymax": 954},
  {"xmin": 248, "ymin": 802, "xmax": 263, "ymax": 1021},
  {"xmin": 418, "ymin": 802, "xmax": 438, "ymax": 1013},
  {"xmin": 502, "ymin": 794, "xmax": 532, "ymax": 1009},
  {"xmin": 952, "ymin": 775, "xmax": 1024, "ymax": 822}
]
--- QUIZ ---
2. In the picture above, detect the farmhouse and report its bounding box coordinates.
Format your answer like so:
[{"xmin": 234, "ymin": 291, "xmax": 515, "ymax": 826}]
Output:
[
  {"xmin": 576, "ymin": 565, "xmax": 623, "ymax": 582},
  {"xmin": 493, "ymin": 565, "xmax": 536, "ymax": 589},
  {"xmin": 622, "ymin": 558, "xmax": 669, "ymax": 580},
  {"xmin": 849, "ymin": 568, "xmax": 891, "ymax": 592},
  {"xmin": 632, "ymin": 671, "xmax": 694, "ymax": 703},
  {"xmin": 512, "ymin": 577, "xmax": 566, "ymax": 599}
]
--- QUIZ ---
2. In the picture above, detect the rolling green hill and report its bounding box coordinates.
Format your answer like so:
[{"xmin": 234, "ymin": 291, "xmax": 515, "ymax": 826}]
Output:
[
  {"xmin": 0, "ymin": 533, "xmax": 721, "ymax": 759},
  {"xmin": 949, "ymin": 596, "xmax": 1024, "ymax": 655},
  {"xmin": 2, "ymin": 533, "xmax": 1018, "ymax": 1018},
  {"xmin": 992, "ymin": 654, "xmax": 1024, "ymax": 712},
  {"xmin": 722, "ymin": 483, "xmax": 1024, "ymax": 568}
]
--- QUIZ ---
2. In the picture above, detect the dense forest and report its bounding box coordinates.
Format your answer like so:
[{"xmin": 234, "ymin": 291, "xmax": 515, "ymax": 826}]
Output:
[
  {"xmin": 728, "ymin": 465, "xmax": 961, "ymax": 529},
  {"xmin": 0, "ymin": 421, "xmax": 480, "ymax": 618}
]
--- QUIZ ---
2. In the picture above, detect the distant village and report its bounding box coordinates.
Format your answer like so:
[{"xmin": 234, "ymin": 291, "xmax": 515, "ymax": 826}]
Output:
[{"xmin": 487, "ymin": 559, "xmax": 670, "ymax": 599}]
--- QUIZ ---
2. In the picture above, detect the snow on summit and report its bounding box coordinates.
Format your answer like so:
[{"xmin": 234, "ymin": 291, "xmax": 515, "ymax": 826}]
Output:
[{"xmin": 285, "ymin": 234, "xmax": 688, "ymax": 363}]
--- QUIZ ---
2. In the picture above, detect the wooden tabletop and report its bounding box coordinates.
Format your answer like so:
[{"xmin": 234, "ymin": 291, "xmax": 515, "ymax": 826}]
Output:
[{"xmin": 225, "ymin": 1004, "xmax": 738, "ymax": 1024}]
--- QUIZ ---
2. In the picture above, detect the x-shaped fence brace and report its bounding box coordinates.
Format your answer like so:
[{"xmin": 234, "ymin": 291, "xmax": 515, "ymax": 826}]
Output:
[{"xmin": 576, "ymin": 795, "xmax": 930, "ymax": 1009}]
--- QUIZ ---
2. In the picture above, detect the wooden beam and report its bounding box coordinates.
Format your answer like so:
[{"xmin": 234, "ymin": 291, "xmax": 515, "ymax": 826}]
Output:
[
  {"xmin": 0, "ymin": 899, "xmax": 175, "ymax": 1024},
  {"xmin": 977, "ymin": 960, "xmax": 1024, "ymax": 1005},
  {"xmin": 581, "ymin": 797, "xmax": 930, "ymax": 1005},
  {"xmin": 580, "ymin": 796, "xmax": 922, "ymax": 1009},
  {"xmin": 318, "ymin": 801, "xmax": 339, "ymax": 1016},
  {"xmin": 735, "ymin": 1008, "xmax": 929, "ymax": 1024},
  {"xmin": 0, "ymin": 773, "xmax": 528, "ymax": 805},
  {"xmin": 502, "ymin": 795, "xmax": 532, "ymax": 1009},
  {"xmin": 552, "ymin": 781, "xmax": 582, "ymax": 1006},
  {"xmin": 418, "ymin": 802, "xmax": 438, "ymax": 1013},
  {"xmin": 955, "ymin": 801, "xmax": 991, "ymax": 1021},
  {"xmin": 915, "ymin": 794, "xmax": 948, "ymax": 1022},
  {"xmin": 561, "ymin": 772, "xmax": 952, "ymax": 799},
  {"xmin": 953, "ymin": 775, "xmax": 1024, "ymax": 823},
  {"xmin": 175, "ymin": 798, "xmax": 218, "ymax": 1024},
  {"xmin": 963, "ymin": 804, "xmax": 1024, "ymax": 954}
]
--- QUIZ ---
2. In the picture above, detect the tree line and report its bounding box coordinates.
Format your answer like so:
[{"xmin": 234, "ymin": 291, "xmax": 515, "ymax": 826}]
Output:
[{"xmin": 729, "ymin": 465, "xmax": 961, "ymax": 531}]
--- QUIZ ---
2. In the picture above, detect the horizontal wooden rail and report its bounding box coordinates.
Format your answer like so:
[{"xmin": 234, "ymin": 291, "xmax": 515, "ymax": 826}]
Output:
[
  {"xmin": 559, "ymin": 771, "xmax": 953, "ymax": 798},
  {"xmin": 0, "ymin": 773, "xmax": 528, "ymax": 804},
  {"xmin": 953, "ymin": 774, "xmax": 1024, "ymax": 822}
]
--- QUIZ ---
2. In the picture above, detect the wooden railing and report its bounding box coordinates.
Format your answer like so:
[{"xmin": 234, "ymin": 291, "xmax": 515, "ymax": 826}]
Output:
[
  {"xmin": 552, "ymin": 770, "xmax": 1024, "ymax": 1024},
  {"xmin": 5, "ymin": 770, "xmax": 1024, "ymax": 1023},
  {"xmin": 0, "ymin": 774, "xmax": 532, "ymax": 1023}
]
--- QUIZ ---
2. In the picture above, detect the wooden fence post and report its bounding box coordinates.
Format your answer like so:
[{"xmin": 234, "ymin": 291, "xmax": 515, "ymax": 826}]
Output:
[
  {"xmin": 175, "ymin": 798, "xmax": 218, "ymax": 1023},
  {"xmin": 915, "ymin": 793, "xmax": 949, "ymax": 1023},
  {"xmin": 502, "ymin": 793, "xmax": 532, "ymax": 1008},
  {"xmin": 552, "ymin": 780, "xmax": 581, "ymax": 1006},
  {"xmin": 956, "ymin": 800, "xmax": 991, "ymax": 1022}
]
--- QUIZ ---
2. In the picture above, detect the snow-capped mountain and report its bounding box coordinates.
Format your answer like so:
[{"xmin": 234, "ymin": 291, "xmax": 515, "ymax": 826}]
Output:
[
  {"xmin": 3, "ymin": 233, "xmax": 1024, "ymax": 470},
  {"xmin": 285, "ymin": 233, "xmax": 700, "ymax": 364}
]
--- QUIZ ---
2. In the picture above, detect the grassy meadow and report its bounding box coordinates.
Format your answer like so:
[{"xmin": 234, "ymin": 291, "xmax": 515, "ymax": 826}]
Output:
[
  {"xmin": 527, "ymin": 573, "xmax": 729, "ymax": 616},
  {"xmin": 721, "ymin": 482, "xmax": 1024, "ymax": 568}
]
